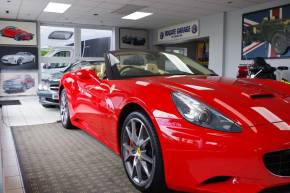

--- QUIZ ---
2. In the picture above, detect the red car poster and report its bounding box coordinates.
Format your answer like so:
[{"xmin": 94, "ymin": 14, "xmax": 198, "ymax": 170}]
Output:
[{"xmin": 0, "ymin": 20, "xmax": 37, "ymax": 46}]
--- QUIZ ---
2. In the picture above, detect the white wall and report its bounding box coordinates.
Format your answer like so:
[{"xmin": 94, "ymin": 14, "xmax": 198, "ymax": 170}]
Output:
[{"xmin": 224, "ymin": 0, "xmax": 290, "ymax": 79}]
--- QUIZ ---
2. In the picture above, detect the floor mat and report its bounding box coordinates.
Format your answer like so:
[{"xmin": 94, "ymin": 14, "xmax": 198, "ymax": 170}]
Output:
[
  {"xmin": 0, "ymin": 100, "xmax": 21, "ymax": 106},
  {"xmin": 12, "ymin": 123, "xmax": 140, "ymax": 193}
]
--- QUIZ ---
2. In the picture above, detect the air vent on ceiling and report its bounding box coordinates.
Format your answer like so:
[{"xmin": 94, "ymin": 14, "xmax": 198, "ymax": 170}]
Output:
[{"xmin": 111, "ymin": 4, "xmax": 147, "ymax": 15}]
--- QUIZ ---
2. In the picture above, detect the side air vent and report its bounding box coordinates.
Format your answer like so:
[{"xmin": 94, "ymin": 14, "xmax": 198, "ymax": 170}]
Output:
[
  {"xmin": 201, "ymin": 176, "xmax": 232, "ymax": 185},
  {"xmin": 259, "ymin": 184, "xmax": 290, "ymax": 193},
  {"xmin": 250, "ymin": 94, "xmax": 275, "ymax": 99},
  {"xmin": 263, "ymin": 149, "xmax": 290, "ymax": 177}
]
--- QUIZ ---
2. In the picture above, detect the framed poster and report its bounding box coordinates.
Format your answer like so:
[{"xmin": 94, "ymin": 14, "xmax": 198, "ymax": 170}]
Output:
[
  {"xmin": 0, "ymin": 20, "xmax": 37, "ymax": 46},
  {"xmin": 119, "ymin": 28, "xmax": 148, "ymax": 49},
  {"xmin": 0, "ymin": 46, "xmax": 38, "ymax": 70},
  {"xmin": 0, "ymin": 70, "xmax": 38, "ymax": 96},
  {"xmin": 242, "ymin": 4, "xmax": 290, "ymax": 59}
]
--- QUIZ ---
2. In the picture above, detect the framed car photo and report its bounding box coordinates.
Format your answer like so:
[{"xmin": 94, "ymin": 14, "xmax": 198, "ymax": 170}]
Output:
[
  {"xmin": 0, "ymin": 46, "xmax": 38, "ymax": 70},
  {"xmin": 0, "ymin": 20, "xmax": 37, "ymax": 46},
  {"xmin": 119, "ymin": 28, "xmax": 148, "ymax": 49},
  {"xmin": 242, "ymin": 3, "xmax": 290, "ymax": 59}
]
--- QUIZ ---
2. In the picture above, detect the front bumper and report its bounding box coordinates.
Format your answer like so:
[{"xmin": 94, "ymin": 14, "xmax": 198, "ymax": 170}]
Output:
[
  {"xmin": 1, "ymin": 58, "xmax": 15, "ymax": 64},
  {"xmin": 154, "ymin": 117, "xmax": 290, "ymax": 193},
  {"xmin": 37, "ymin": 90, "xmax": 59, "ymax": 106}
]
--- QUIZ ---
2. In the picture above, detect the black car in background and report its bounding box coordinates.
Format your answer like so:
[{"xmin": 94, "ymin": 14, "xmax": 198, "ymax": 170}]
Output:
[{"xmin": 37, "ymin": 59, "xmax": 105, "ymax": 107}]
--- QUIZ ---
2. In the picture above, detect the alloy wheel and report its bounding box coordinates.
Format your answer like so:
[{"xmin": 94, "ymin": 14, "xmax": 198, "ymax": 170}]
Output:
[
  {"xmin": 122, "ymin": 118, "xmax": 156, "ymax": 186},
  {"xmin": 60, "ymin": 91, "xmax": 68, "ymax": 125}
]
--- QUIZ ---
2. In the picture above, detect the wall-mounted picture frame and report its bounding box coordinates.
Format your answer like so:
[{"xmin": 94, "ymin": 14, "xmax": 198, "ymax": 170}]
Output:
[
  {"xmin": 0, "ymin": 20, "xmax": 37, "ymax": 46},
  {"xmin": 119, "ymin": 28, "xmax": 148, "ymax": 49},
  {"xmin": 0, "ymin": 46, "xmax": 38, "ymax": 70},
  {"xmin": 0, "ymin": 70, "xmax": 38, "ymax": 96},
  {"xmin": 241, "ymin": 3, "xmax": 290, "ymax": 60}
]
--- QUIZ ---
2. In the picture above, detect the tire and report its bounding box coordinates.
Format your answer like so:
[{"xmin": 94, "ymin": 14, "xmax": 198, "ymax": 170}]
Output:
[
  {"xmin": 17, "ymin": 58, "xmax": 23, "ymax": 65},
  {"xmin": 121, "ymin": 111, "xmax": 166, "ymax": 193},
  {"xmin": 60, "ymin": 89, "xmax": 74, "ymax": 129},
  {"xmin": 14, "ymin": 34, "xmax": 21, "ymax": 41},
  {"xmin": 271, "ymin": 33, "xmax": 288, "ymax": 55},
  {"xmin": 42, "ymin": 104, "xmax": 54, "ymax": 108}
]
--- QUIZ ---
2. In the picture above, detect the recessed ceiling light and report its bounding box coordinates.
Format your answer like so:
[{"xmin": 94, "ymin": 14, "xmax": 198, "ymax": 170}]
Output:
[
  {"xmin": 122, "ymin": 11, "xmax": 153, "ymax": 20},
  {"xmin": 43, "ymin": 2, "xmax": 71, "ymax": 13}
]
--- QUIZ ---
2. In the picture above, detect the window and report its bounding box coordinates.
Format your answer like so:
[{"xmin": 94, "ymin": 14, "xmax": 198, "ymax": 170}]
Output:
[
  {"xmin": 81, "ymin": 29, "xmax": 112, "ymax": 58},
  {"xmin": 53, "ymin": 51, "xmax": 71, "ymax": 57},
  {"xmin": 40, "ymin": 26, "xmax": 75, "ymax": 81}
]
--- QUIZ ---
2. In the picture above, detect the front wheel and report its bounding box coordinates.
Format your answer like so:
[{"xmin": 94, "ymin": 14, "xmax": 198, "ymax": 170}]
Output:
[
  {"xmin": 17, "ymin": 58, "xmax": 23, "ymax": 65},
  {"xmin": 121, "ymin": 111, "xmax": 166, "ymax": 193},
  {"xmin": 60, "ymin": 89, "xmax": 74, "ymax": 129}
]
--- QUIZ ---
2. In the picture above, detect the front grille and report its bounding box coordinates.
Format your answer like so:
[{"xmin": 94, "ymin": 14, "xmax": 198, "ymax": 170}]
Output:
[
  {"xmin": 50, "ymin": 83, "xmax": 59, "ymax": 91},
  {"xmin": 259, "ymin": 184, "xmax": 290, "ymax": 193},
  {"xmin": 45, "ymin": 98, "xmax": 59, "ymax": 103},
  {"xmin": 264, "ymin": 149, "xmax": 290, "ymax": 176}
]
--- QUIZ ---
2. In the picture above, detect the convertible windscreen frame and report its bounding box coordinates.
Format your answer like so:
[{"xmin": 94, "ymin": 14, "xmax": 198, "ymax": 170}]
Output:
[{"xmin": 105, "ymin": 50, "xmax": 216, "ymax": 80}]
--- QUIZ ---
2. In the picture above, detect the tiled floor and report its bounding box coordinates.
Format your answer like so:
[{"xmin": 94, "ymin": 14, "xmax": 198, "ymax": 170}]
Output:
[{"xmin": 0, "ymin": 96, "xmax": 60, "ymax": 193}]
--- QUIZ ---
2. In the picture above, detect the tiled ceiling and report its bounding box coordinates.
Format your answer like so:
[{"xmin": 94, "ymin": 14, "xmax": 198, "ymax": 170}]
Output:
[{"xmin": 0, "ymin": 0, "xmax": 272, "ymax": 29}]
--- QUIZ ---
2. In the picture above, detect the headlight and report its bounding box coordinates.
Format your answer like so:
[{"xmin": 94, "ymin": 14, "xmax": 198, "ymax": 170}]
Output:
[
  {"xmin": 38, "ymin": 83, "xmax": 49, "ymax": 90},
  {"xmin": 172, "ymin": 92, "xmax": 241, "ymax": 132}
]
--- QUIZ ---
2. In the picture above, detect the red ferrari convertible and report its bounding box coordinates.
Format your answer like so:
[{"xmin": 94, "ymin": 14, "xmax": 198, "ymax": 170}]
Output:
[
  {"xmin": 59, "ymin": 50, "xmax": 290, "ymax": 193},
  {"xmin": 0, "ymin": 26, "xmax": 34, "ymax": 41}
]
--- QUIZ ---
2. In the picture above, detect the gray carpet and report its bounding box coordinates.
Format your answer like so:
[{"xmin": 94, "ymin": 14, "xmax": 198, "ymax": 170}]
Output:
[{"xmin": 12, "ymin": 123, "xmax": 140, "ymax": 193}]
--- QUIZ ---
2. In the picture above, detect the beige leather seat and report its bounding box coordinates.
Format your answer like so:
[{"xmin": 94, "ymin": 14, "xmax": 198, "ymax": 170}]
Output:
[
  {"xmin": 145, "ymin": 63, "xmax": 159, "ymax": 73},
  {"xmin": 91, "ymin": 63, "xmax": 106, "ymax": 78}
]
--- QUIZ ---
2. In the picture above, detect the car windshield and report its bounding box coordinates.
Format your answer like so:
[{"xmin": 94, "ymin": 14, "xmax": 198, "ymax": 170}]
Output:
[
  {"xmin": 16, "ymin": 52, "xmax": 26, "ymax": 55},
  {"xmin": 108, "ymin": 51, "xmax": 215, "ymax": 78}
]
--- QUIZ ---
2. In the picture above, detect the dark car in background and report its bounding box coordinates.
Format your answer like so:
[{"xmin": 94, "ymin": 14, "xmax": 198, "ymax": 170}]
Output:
[
  {"xmin": 0, "ymin": 26, "xmax": 34, "ymax": 41},
  {"xmin": 37, "ymin": 59, "xmax": 105, "ymax": 107},
  {"xmin": 3, "ymin": 74, "xmax": 35, "ymax": 94}
]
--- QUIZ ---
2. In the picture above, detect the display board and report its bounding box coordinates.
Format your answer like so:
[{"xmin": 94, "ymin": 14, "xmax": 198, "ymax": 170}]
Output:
[
  {"xmin": 0, "ymin": 20, "xmax": 37, "ymax": 46},
  {"xmin": 157, "ymin": 20, "xmax": 199, "ymax": 43},
  {"xmin": 242, "ymin": 4, "xmax": 290, "ymax": 59},
  {"xmin": 0, "ymin": 46, "xmax": 38, "ymax": 70},
  {"xmin": 0, "ymin": 20, "xmax": 38, "ymax": 96},
  {"xmin": 119, "ymin": 28, "xmax": 148, "ymax": 49}
]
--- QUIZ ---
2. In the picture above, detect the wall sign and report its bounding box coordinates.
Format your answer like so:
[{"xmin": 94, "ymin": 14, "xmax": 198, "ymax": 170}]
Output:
[
  {"xmin": 158, "ymin": 20, "xmax": 199, "ymax": 43},
  {"xmin": 242, "ymin": 4, "xmax": 290, "ymax": 59}
]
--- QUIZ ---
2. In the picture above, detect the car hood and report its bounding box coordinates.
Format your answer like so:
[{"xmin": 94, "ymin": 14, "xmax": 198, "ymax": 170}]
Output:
[
  {"xmin": 2, "ymin": 55, "xmax": 16, "ymax": 59},
  {"xmin": 139, "ymin": 75, "xmax": 290, "ymax": 128}
]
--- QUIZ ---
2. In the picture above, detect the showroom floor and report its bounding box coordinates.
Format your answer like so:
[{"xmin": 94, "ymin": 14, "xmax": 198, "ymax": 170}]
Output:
[{"xmin": 0, "ymin": 96, "xmax": 59, "ymax": 193}]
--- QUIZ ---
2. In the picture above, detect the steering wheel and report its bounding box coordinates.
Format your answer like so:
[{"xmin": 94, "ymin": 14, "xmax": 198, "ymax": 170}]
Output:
[{"xmin": 119, "ymin": 66, "xmax": 142, "ymax": 76}]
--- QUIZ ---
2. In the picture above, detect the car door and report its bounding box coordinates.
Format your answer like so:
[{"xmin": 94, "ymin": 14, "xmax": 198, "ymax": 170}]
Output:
[{"xmin": 72, "ymin": 62, "xmax": 108, "ymax": 141}]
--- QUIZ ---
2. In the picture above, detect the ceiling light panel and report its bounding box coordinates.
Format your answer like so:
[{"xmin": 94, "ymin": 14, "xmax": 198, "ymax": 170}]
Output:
[
  {"xmin": 43, "ymin": 2, "xmax": 71, "ymax": 13},
  {"xmin": 122, "ymin": 11, "xmax": 153, "ymax": 20}
]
